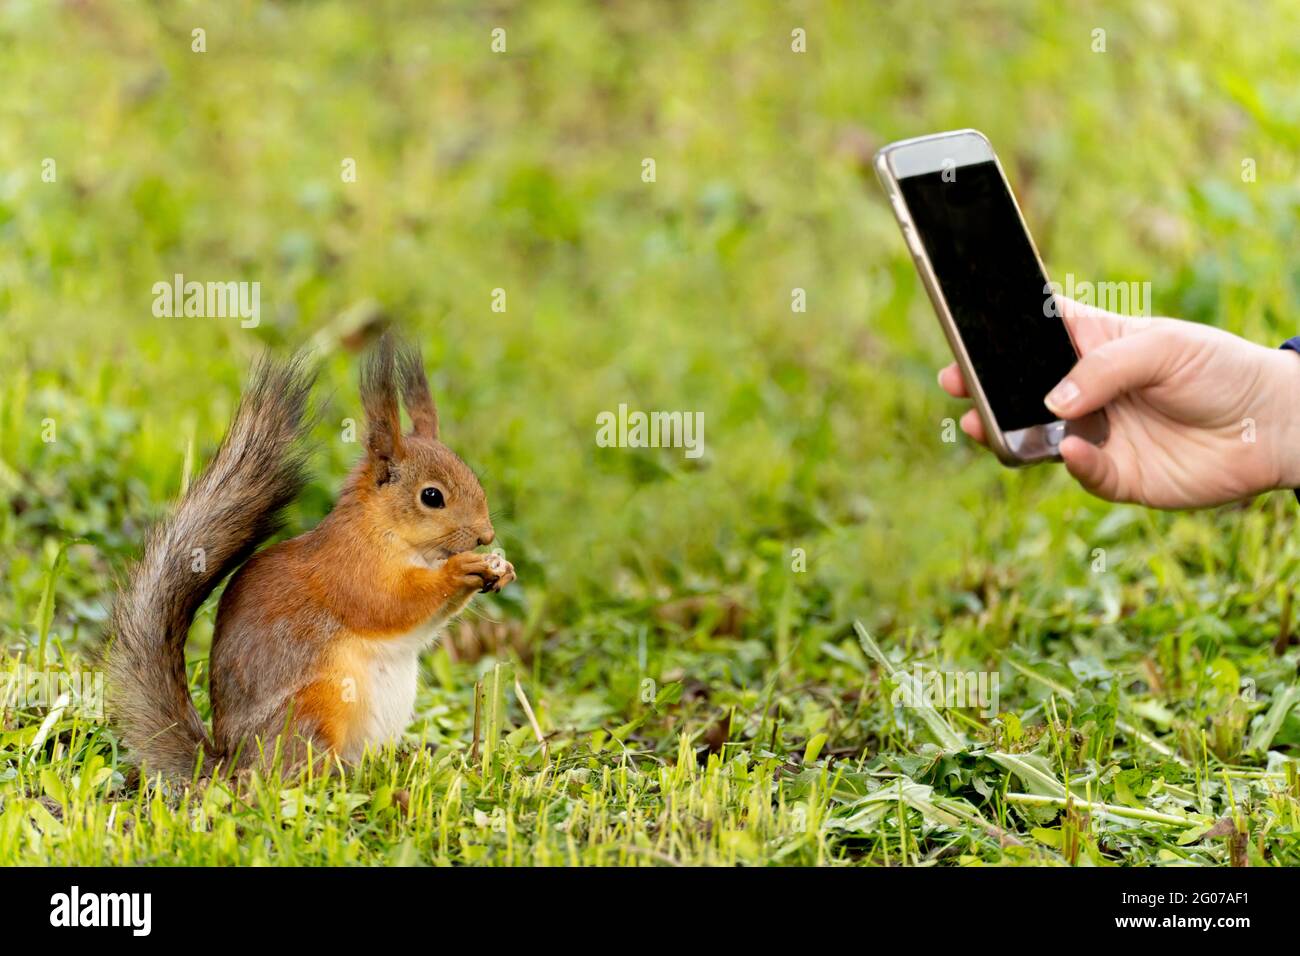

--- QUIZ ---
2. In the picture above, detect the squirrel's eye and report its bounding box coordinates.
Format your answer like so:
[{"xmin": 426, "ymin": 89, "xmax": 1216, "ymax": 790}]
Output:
[{"xmin": 420, "ymin": 487, "xmax": 445, "ymax": 509}]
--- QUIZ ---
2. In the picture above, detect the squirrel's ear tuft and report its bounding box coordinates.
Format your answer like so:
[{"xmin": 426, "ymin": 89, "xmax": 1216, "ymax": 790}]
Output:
[
  {"xmin": 360, "ymin": 333, "xmax": 404, "ymax": 482},
  {"xmin": 395, "ymin": 339, "xmax": 439, "ymax": 441}
]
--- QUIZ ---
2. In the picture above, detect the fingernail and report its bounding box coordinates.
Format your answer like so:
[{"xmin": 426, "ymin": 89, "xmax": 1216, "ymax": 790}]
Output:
[{"xmin": 1044, "ymin": 378, "xmax": 1080, "ymax": 414}]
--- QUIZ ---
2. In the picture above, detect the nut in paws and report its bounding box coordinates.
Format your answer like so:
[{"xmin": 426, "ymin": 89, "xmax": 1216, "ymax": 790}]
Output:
[{"xmin": 481, "ymin": 552, "xmax": 515, "ymax": 593}]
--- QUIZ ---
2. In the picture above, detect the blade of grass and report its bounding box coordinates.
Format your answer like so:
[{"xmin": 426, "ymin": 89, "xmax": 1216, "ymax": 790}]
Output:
[
  {"xmin": 854, "ymin": 621, "xmax": 965, "ymax": 750},
  {"xmin": 1005, "ymin": 792, "xmax": 1204, "ymax": 828}
]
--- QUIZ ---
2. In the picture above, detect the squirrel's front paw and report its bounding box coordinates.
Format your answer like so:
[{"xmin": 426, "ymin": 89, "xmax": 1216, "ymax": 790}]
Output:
[
  {"xmin": 482, "ymin": 552, "xmax": 516, "ymax": 593},
  {"xmin": 446, "ymin": 551, "xmax": 515, "ymax": 594},
  {"xmin": 446, "ymin": 551, "xmax": 496, "ymax": 592}
]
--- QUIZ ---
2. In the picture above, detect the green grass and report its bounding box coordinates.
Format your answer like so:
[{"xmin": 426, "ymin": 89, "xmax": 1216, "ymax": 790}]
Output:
[{"xmin": 4, "ymin": 0, "xmax": 1300, "ymax": 865}]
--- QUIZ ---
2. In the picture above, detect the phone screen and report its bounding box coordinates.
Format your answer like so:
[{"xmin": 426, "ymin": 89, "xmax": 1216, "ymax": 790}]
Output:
[{"xmin": 897, "ymin": 160, "xmax": 1077, "ymax": 432}]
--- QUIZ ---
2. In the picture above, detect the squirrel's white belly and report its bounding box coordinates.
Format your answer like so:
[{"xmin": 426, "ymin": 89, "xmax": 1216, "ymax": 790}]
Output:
[{"xmin": 342, "ymin": 622, "xmax": 441, "ymax": 762}]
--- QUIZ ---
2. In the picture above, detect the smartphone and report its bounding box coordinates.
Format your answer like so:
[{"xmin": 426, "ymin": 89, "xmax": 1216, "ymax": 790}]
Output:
[{"xmin": 874, "ymin": 129, "xmax": 1108, "ymax": 465}]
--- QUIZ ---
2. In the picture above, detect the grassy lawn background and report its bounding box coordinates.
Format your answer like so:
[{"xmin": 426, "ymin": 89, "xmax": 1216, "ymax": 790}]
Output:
[{"xmin": 4, "ymin": 0, "xmax": 1300, "ymax": 864}]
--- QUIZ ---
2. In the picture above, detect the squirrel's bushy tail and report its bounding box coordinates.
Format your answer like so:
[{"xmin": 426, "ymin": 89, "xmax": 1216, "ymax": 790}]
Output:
[{"xmin": 108, "ymin": 356, "xmax": 315, "ymax": 781}]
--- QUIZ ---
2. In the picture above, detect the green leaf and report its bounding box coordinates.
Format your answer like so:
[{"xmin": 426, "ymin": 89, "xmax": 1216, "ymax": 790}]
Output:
[
  {"xmin": 1248, "ymin": 685, "xmax": 1300, "ymax": 754},
  {"xmin": 35, "ymin": 541, "xmax": 73, "ymax": 669},
  {"xmin": 855, "ymin": 621, "xmax": 966, "ymax": 750},
  {"xmin": 987, "ymin": 752, "xmax": 1066, "ymax": 798},
  {"xmin": 40, "ymin": 768, "xmax": 66, "ymax": 805},
  {"xmin": 803, "ymin": 732, "xmax": 828, "ymax": 764}
]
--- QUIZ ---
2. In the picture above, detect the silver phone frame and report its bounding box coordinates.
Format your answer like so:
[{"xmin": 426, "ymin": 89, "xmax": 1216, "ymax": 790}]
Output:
[{"xmin": 874, "ymin": 129, "xmax": 1108, "ymax": 466}]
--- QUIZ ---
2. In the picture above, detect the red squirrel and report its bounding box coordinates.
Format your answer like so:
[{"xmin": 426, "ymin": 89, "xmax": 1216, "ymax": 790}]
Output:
[{"xmin": 107, "ymin": 334, "xmax": 514, "ymax": 779}]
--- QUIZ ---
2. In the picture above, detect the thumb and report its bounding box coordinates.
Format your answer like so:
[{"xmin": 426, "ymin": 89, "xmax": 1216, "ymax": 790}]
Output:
[
  {"xmin": 1043, "ymin": 333, "xmax": 1162, "ymax": 418},
  {"xmin": 1058, "ymin": 435, "xmax": 1124, "ymax": 502}
]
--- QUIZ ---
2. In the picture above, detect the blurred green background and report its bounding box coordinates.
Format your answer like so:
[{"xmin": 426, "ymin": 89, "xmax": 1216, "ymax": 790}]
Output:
[
  {"xmin": 6, "ymin": 0, "xmax": 1300, "ymax": 633},
  {"xmin": 4, "ymin": 0, "xmax": 1300, "ymax": 865}
]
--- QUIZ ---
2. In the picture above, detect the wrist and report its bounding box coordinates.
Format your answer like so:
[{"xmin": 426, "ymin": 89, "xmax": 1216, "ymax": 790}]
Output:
[{"xmin": 1266, "ymin": 347, "xmax": 1300, "ymax": 491}]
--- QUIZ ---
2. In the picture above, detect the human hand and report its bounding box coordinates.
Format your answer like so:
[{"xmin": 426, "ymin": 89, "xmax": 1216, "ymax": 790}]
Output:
[{"xmin": 938, "ymin": 298, "xmax": 1300, "ymax": 508}]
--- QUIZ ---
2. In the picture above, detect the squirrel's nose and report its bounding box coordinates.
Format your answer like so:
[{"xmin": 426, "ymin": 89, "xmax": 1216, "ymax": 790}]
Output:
[{"xmin": 477, "ymin": 527, "xmax": 495, "ymax": 547}]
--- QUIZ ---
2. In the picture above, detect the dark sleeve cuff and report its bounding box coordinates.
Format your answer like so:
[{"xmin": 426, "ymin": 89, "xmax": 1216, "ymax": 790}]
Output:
[{"xmin": 1281, "ymin": 339, "xmax": 1300, "ymax": 502}]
